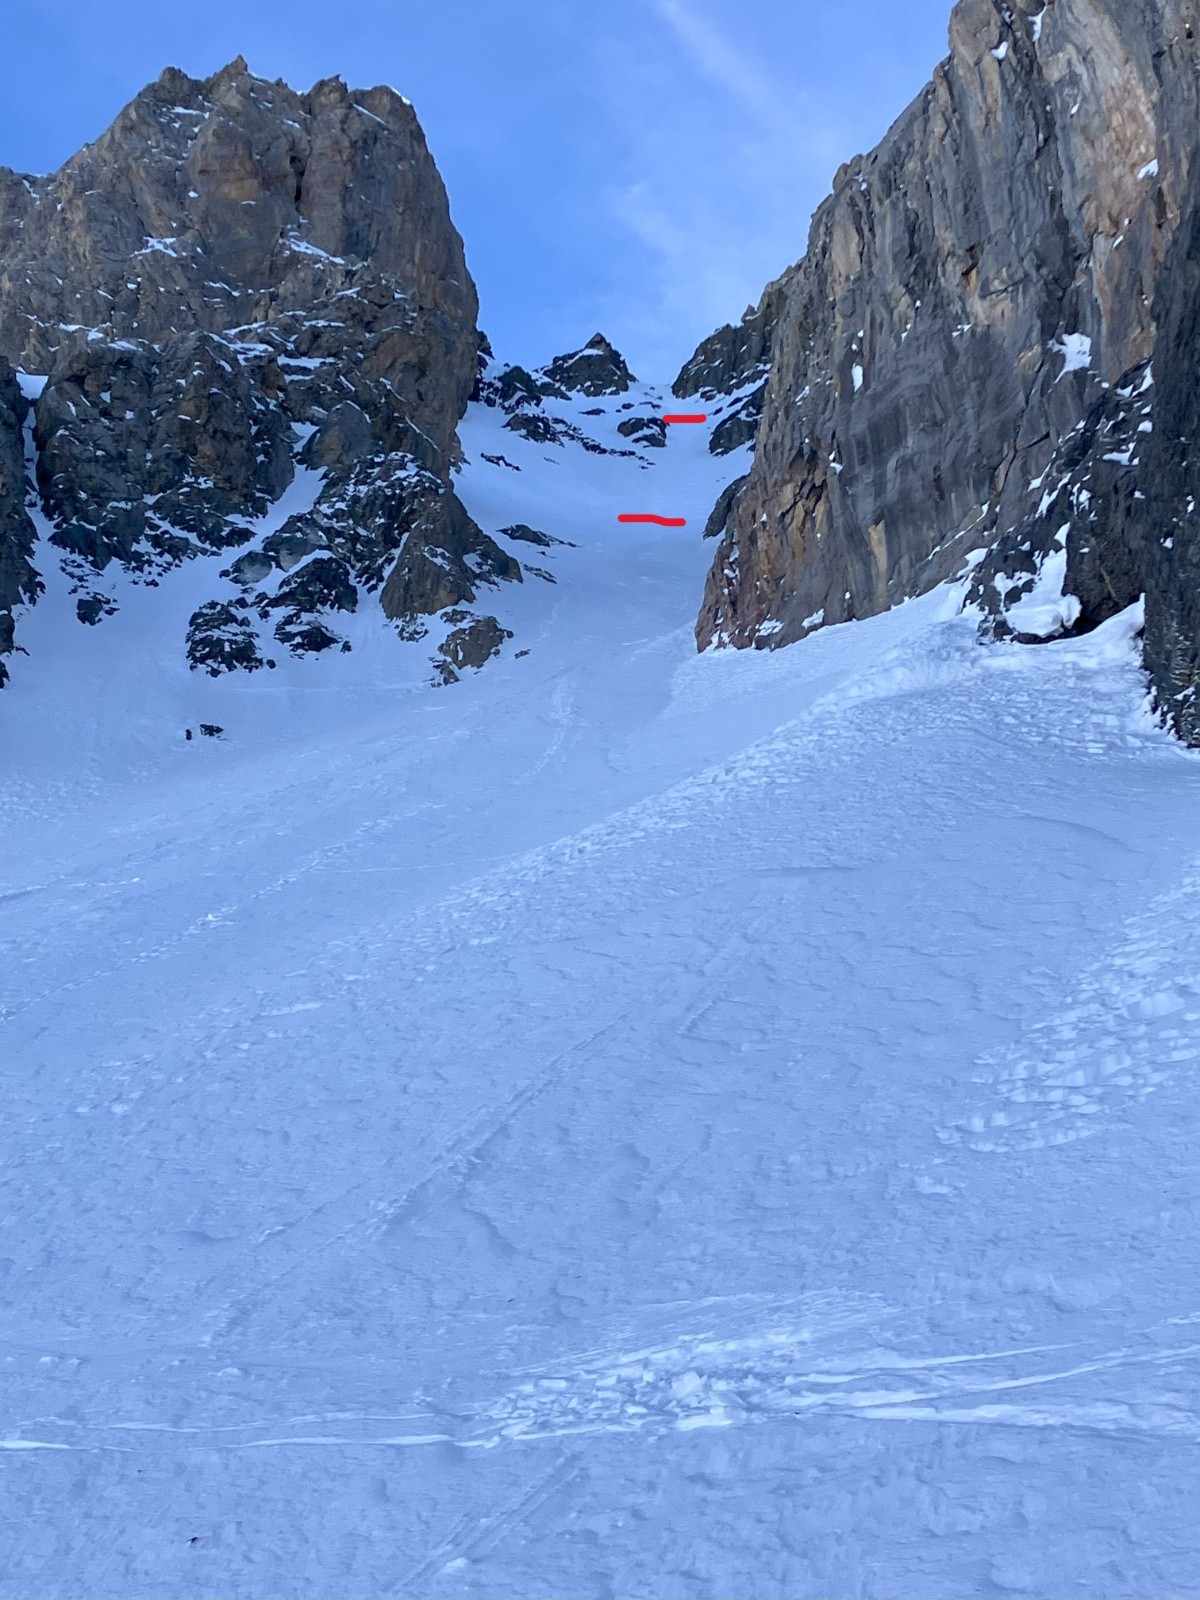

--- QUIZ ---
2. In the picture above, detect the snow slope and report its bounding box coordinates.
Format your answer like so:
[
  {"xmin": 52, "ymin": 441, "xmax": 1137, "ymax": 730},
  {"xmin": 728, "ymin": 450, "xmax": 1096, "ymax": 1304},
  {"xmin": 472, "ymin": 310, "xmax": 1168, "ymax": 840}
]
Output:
[{"xmin": 2, "ymin": 386, "xmax": 1200, "ymax": 1597}]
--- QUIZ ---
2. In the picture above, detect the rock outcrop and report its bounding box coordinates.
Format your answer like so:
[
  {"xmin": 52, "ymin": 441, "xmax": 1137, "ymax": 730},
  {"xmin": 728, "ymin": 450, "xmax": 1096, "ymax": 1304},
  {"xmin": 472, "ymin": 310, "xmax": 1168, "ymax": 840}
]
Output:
[
  {"xmin": 541, "ymin": 334, "xmax": 633, "ymax": 398},
  {"xmin": 692, "ymin": 0, "xmax": 1200, "ymax": 668},
  {"xmin": 475, "ymin": 335, "xmax": 646, "ymax": 459},
  {"xmin": 0, "ymin": 58, "xmax": 520, "ymax": 677},
  {"xmin": 673, "ymin": 277, "xmax": 787, "ymax": 457}
]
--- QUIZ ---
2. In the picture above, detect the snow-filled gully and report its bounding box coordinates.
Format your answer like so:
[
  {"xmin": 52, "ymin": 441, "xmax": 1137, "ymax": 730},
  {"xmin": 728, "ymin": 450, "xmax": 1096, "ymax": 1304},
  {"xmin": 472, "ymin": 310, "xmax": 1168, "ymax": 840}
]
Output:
[{"xmin": 1, "ymin": 390, "xmax": 1200, "ymax": 1596}]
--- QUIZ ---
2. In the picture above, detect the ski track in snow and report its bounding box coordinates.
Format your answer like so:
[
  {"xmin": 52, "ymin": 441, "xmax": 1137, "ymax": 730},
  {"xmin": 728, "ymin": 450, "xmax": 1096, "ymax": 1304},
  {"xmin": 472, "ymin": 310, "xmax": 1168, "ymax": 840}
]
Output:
[{"xmin": 2, "ymin": 387, "xmax": 1200, "ymax": 1596}]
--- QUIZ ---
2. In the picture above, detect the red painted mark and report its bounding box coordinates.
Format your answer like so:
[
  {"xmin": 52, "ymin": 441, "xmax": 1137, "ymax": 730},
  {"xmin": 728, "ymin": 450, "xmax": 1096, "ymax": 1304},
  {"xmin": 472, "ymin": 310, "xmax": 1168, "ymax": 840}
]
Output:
[
  {"xmin": 663, "ymin": 413, "xmax": 708, "ymax": 424},
  {"xmin": 619, "ymin": 514, "xmax": 687, "ymax": 527}
]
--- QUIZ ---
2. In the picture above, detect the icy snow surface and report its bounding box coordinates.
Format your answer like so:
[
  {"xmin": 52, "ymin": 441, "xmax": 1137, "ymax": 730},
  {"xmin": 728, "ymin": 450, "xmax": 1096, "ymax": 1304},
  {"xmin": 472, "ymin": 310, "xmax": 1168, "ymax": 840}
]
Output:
[{"xmin": 2, "ymin": 385, "xmax": 1200, "ymax": 1597}]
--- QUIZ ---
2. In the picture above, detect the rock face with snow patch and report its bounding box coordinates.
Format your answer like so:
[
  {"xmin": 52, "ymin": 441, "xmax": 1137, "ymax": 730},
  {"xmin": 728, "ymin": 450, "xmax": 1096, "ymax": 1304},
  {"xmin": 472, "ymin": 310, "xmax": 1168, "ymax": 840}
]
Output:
[
  {"xmin": 475, "ymin": 336, "xmax": 647, "ymax": 459},
  {"xmin": 673, "ymin": 276, "xmax": 787, "ymax": 458},
  {"xmin": 0, "ymin": 58, "xmax": 518, "ymax": 676},
  {"xmin": 541, "ymin": 334, "xmax": 633, "ymax": 398},
  {"xmin": 691, "ymin": 0, "xmax": 1200, "ymax": 656}
]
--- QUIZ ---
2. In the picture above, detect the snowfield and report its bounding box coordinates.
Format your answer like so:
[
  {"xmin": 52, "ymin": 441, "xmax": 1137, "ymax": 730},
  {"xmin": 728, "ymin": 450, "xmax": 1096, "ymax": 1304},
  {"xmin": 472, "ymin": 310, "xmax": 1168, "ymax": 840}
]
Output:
[{"xmin": 2, "ymin": 387, "xmax": 1200, "ymax": 1597}]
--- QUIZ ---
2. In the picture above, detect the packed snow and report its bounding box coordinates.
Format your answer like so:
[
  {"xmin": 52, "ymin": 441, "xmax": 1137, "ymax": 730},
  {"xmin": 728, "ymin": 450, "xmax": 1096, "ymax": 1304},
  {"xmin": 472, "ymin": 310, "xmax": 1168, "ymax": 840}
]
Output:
[{"xmin": 2, "ymin": 376, "xmax": 1200, "ymax": 1597}]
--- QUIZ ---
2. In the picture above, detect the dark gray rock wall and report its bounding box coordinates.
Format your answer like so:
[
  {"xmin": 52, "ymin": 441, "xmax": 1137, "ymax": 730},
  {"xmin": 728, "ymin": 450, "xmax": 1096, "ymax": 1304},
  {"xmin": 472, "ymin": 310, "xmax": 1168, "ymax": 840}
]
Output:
[
  {"xmin": 34, "ymin": 333, "xmax": 293, "ymax": 570},
  {"xmin": 0, "ymin": 360, "xmax": 37, "ymax": 682},
  {"xmin": 968, "ymin": 360, "xmax": 1155, "ymax": 642},
  {"xmin": 693, "ymin": 0, "xmax": 1200, "ymax": 652},
  {"xmin": 1143, "ymin": 163, "xmax": 1200, "ymax": 741}
]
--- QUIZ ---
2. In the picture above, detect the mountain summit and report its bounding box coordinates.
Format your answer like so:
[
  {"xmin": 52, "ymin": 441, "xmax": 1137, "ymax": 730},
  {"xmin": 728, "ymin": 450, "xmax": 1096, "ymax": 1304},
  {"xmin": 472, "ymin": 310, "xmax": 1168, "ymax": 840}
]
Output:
[{"xmin": 0, "ymin": 59, "xmax": 517, "ymax": 681}]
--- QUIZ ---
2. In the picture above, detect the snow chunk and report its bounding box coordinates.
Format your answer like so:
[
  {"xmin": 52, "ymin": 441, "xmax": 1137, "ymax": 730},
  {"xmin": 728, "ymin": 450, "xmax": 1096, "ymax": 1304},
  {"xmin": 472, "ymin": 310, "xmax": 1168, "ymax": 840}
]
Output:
[
  {"xmin": 1002, "ymin": 550, "xmax": 1081, "ymax": 638},
  {"xmin": 134, "ymin": 237, "xmax": 181, "ymax": 259},
  {"xmin": 1052, "ymin": 334, "xmax": 1092, "ymax": 380}
]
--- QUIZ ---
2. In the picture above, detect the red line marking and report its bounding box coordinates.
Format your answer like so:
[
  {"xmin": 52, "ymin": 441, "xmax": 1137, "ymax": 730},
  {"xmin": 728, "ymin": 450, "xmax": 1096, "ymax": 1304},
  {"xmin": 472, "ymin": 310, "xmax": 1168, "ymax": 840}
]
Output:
[
  {"xmin": 618, "ymin": 514, "xmax": 688, "ymax": 527},
  {"xmin": 663, "ymin": 413, "xmax": 708, "ymax": 424}
]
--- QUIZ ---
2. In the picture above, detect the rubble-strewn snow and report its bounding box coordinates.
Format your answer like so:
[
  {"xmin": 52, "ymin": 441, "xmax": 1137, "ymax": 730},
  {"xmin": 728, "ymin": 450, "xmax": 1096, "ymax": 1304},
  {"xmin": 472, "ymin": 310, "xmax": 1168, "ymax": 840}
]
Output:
[{"xmin": 1, "ymin": 377, "xmax": 1199, "ymax": 1598}]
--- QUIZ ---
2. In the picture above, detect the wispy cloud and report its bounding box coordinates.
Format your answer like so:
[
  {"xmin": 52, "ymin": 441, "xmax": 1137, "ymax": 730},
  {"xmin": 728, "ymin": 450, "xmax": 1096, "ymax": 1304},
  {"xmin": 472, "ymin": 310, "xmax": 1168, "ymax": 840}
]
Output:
[
  {"xmin": 654, "ymin": 0, "xmax": 791, "ymax": 128},
  {"xmin": 590, "ymin": 0, "xmax": 841, "ymax": 374},
  {"xmin": 585, "ymin": 0, "xmax": 946, "ymax": 378}
]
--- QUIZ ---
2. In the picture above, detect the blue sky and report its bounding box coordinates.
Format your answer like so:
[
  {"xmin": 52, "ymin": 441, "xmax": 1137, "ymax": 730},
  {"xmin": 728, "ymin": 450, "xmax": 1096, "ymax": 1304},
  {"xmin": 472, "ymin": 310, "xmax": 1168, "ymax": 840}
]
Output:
[{"xmin": 1, "ymin": 0, "xmax": 952, "ymax": 377}]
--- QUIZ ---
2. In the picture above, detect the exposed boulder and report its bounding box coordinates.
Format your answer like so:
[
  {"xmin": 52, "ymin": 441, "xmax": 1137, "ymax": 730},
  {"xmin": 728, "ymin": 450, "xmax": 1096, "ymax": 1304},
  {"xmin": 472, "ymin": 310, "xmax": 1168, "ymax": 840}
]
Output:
[
  {"xmin": 185, "ymin": 600, "xmax": 268, "ymax": 676},
  {"xmin": 497, "ymin": 523, "xmax": 567, "ymax": 549},
  {"xmin": 267, "ymin": 553, "xmax": 358, "ymax": 618},
  {"xmin": 434, "ymin": 613, "xmax": 513, "ymax": 683},
  {"xmin": 617, "ymin": 415, "xmax": 667, "ymax": 449},
  {"xmin": 505, "ymin": 411, "xmax": 565, "ymax": 445}
]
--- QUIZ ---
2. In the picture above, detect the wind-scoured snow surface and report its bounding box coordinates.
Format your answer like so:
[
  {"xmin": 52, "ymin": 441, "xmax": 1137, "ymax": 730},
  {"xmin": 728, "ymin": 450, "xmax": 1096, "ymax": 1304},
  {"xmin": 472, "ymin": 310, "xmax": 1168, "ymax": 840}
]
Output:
[{"xmin": 2, "ymin": 386, "xmax": 1200, "ymax": 1597}]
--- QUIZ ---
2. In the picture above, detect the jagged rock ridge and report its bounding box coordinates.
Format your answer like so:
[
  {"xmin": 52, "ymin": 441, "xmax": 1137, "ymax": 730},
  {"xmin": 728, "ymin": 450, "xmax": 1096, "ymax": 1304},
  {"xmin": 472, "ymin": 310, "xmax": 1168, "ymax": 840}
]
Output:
[
  {"xmin": 673, "ymin": 276, "xmax": 788, "ymax": 458},
  {"xmin": 687, "ymin": 0, "xmax": 1200, "ymax": 737},
  {"xmin": 473, "ymin": 333, "xmax": 657, "ymax": 459},
  {"xmin": 0, "ymin": 58, "xmax": 519, "ymax": 682}
]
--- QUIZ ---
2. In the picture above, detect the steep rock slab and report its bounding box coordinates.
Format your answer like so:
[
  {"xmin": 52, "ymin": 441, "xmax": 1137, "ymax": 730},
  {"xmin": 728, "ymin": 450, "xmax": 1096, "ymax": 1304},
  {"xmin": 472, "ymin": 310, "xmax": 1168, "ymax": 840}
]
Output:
[
  {"xmin": 1144, "ymin": 161, "xmax": 1200, "ymax": 740},
  {"xmin": 34, "ymin": 333, "xmax": 292, "ymax": 572},
  {"xmin": 0, "ymin": 360, "xmax": 37, "ymax": 683},
  {"xmin": 694, "ymin": 0, "xmax": 1200, "ymax": 652}
]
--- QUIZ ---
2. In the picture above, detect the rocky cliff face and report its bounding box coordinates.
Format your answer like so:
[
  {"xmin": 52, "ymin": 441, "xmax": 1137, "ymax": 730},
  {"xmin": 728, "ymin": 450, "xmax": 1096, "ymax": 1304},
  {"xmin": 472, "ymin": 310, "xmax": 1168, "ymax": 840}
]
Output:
[
  {"xmin": 1143, "ymin": 160, "xmax": 1200, "ymax": 741},
  {"xmin": 0, "ymin": 360, "xmax": 37, "ymax": 681},
  {"xmin": 691, "ymin": 0, "xmax": 1200, "ymax": 682},
  {"xmin": 0, "ymin": 58, "xmax": 519, "ymax": 682}
]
